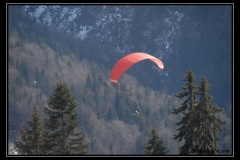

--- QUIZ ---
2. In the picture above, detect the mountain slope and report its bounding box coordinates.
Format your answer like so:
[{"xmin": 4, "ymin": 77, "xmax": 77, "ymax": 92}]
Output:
[{"xmin": 19, "ymin": 5, "xmax": 233, "ymax": 109}]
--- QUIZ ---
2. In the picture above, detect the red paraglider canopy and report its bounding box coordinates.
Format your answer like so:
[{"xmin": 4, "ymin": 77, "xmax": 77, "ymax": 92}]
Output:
[{"xmin": 110, "ymin": 52, "xmax": 164, "ymax": 84}]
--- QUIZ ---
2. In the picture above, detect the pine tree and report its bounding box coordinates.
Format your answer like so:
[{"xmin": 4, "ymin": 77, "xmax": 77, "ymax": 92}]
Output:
[
  {"xmin": 15, "ymin": 106, "xmax": 44, "ymax": 155},
  {"xmin": 144, "ymin": 128, "xmax": 168, "ymax": 155},
  {"xmin": 172, "ymin": 68, "xmax": 198, "ymax": 154},
  {"xmin": 192, "ymin": 76, "xmax": 225, "ymax": 154},
  {"xmin": 43, "ymin": 81, "xmax": 88, "ymax": 155}
]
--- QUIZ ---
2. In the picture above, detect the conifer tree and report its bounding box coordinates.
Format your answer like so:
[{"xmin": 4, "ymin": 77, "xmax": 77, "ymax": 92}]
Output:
[
  {"xmin": 192, "ymin": 76, "xmax": 225, "ymax": 154},
  {"xmin": 15, "ymin": 106, "xmax": 44, "ymax": 155},
  {"xmin": 172, "ymin": 68, "xmax": 198, "ymax": 154},
  {"xmin": 144, "ymin": 128, "xmax": 168, "ymax": 155},
  {"xmin": 43, "ymin": 81, "xmax": 88, "ymax": 155}
]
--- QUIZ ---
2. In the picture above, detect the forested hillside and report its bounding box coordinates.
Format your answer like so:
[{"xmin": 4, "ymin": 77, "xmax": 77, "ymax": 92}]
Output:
[
  {"xmin": 10, "ymin": 5, "xmax": 232, "ymax": 109},
  {"xmin": 7, "ymin": 5, "xmax": 232, "ymax": 155},
  {"xmin": 8, "ymin": 28, "xmax": 184, "ymax": 154}
]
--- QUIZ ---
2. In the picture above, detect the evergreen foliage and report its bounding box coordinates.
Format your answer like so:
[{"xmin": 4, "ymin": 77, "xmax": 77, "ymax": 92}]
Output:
[
  {"xmin": 172, "ymin": 68, "xmax": 198, "ymax": 154},
  {"xmin": 15, "ymin": 107, "xmax": 44, "ymax": 155},
  {"xmin": 172, "ymin": 70, "xmax": 226, "ymax": 155},
  {"xmin": 191, "ymin": 76, "xmax": 226, "ymax": 154},
  {"xmin": 144, "ymin": 128, "xmax": 168, "ymax": 155},
  {"xmin": 43, "ymin": 81, "xmax": 88, "ymax": 155}
]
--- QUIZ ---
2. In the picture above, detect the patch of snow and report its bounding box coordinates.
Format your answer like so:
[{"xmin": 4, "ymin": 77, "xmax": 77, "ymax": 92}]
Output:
[
  {"xmin": 22, "ymin": 5, "xmax": 31, "ymax": 12},
  {"xmin": 32, "ymin": 5, "xmax": 47, "ymax": 19},
  {"xmin": 68, "ymin": 13, "xmax": 77, "ymax": 22},
  {"xmin": 60, "ymin": 7, "xmax": 69, "ymax": 19},
  {"xmin": 43, "ymin": 12, "xmax": 52, "ymax": 26},
  {"xmin": 8, "ymin": 143, "xmax": 18, "ymax": 155},
  {"xmin": 76, "ymin": 25, "xmax": 93, "ymax": 40}
]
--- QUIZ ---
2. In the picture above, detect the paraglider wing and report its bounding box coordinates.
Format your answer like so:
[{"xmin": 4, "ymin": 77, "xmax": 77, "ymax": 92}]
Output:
[{"xmin": 110, "ymin": 52, "xmax": 164, "ymax": 84}]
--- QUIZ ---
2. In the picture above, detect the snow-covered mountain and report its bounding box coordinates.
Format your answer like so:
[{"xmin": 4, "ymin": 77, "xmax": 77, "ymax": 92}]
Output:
[
  {"xmin": 22, "ymin": 5, "xmax": 183, "ymax": 64},
  {"xmin": 19, "ymin": 4, "xmax": 232, "ymax": 108}
]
